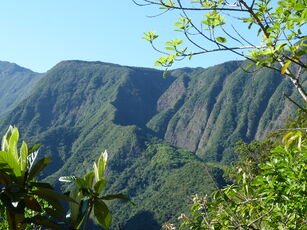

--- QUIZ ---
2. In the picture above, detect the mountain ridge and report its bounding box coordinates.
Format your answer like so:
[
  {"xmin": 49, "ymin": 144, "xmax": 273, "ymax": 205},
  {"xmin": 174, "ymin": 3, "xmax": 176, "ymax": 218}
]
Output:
[
  {"xmin": 0, "ymin": 61, "xmax": 42, "ymax": 116},
  {"xmin": 0, "ymin": 59, "xmax": 302, "ymax": 228}
]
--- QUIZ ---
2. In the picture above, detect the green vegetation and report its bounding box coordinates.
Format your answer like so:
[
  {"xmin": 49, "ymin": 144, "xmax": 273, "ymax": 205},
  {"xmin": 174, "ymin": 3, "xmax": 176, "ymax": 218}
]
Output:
[
  {"xmin": 0, "ymin": 59, "xmax": 304, "ymax": 228},
  {"xmin": 166, "ymin": 126, "xmax": 307, "ymax": 229},
  {"xmin": 0, "ymin": 61, "xmax": 41, "ymax": 116},
  {"xmin": 106, "ymin": 143, "xmax": 226, "ymax": 229}
]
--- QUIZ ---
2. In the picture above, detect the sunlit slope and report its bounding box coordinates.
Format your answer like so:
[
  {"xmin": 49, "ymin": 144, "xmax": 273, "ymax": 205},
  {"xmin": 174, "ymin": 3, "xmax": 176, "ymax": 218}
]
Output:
[{"xmin": 0, "ymin": 61, "xmax": 41, "ymax": 116}]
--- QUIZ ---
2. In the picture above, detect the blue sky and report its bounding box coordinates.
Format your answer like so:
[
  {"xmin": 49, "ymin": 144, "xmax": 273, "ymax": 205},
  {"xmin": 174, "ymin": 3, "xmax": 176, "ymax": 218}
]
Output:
[{"xmin": 0, "ymin": 0, "xmax": 246, "ymax": 73}]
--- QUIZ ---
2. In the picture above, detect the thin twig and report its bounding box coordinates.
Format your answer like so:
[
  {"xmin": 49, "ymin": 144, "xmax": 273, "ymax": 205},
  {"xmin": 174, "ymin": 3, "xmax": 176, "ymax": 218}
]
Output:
[
  {"xmin": 284, "ymin": 94, "xmax": 307, "ymax": 113},
  {"xmin": 142, "ymin": 0, "xmax": 250, "ymax": 11},
  {"xmin": 247, "ymin": 204, "xmax": 274, "ymax": 227}
]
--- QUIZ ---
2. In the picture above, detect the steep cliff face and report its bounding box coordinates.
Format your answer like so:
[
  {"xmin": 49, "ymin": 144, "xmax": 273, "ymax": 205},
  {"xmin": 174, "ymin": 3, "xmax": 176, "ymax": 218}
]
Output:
[{"xmin": 147, "ymin": 61, "xmax": 298, "ymax": 162}]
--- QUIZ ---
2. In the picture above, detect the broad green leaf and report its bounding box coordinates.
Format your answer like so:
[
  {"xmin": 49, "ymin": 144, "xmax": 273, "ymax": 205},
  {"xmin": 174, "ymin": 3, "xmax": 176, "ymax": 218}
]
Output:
[
  {"xmin": 94, "ymin": 198, "xmax": 112, "ymax": 229},
  {"xmin": 8, "ymin": 127, "xmax": 19, "ymax": 160},
  {"xmin": 76, "ymin": 197, "xmax": 90, "ymax": 227},
  {"xmin": 19, "ymin": 141, "xmax": 28, "ymax": 174},
  {"xmin": 0, "ymin": 151, "xmax": 21, "ymax": 177},
  {"xmin": 29, "ymin": 181, "xmax": 53, "ymax": 189},
  {"xmin": 94, "ymin": 179, "xmax": 108, "ymax": 194},
  {"xmin": 32, "ymin": 187, "xmax": 77, "ymax": 204},
  {"xmin": 1, "ymin": 125, "xmax": 14, "ymax": 151},
  {"xmin": 28, "ymin": 157, "xmax": 51, "ymax": 181},
  {"xmin": 69, "ymin": 187, "xmax": 83, "ymax": 224},
  {"xmin": 75, "ymin": 178, "xmax": 88, "ymax": 189},
  {"xmin": 84, "ymin": 171, "xmax": 95, "ymax": 188},
  {"xmin": 44, "ymin": 207, "xmax": 67, "ymax": 222},
  {"xmin": 31, "ymin": 190, "xmax": 65, "ymax": 214},
  {"xmin": 24, "ymin": 196, "xmax": 42, "ymax": 212}
]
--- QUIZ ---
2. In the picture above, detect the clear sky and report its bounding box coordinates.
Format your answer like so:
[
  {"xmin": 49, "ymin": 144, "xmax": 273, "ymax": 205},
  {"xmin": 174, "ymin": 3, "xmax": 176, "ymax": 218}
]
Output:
[{"xmin": 0, "ymin": 0, "xmax": 246, "ymax": 73}]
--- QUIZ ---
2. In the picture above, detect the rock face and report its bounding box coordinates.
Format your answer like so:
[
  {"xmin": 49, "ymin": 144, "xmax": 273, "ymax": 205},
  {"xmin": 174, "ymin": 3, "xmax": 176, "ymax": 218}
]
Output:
[
  {"xmin": 0, "ymin": 61, "xmax": 41, "ymax": 115},
  {"xmin": 148, "ymin": 61, "xmax": 299, "ymax": 162}
]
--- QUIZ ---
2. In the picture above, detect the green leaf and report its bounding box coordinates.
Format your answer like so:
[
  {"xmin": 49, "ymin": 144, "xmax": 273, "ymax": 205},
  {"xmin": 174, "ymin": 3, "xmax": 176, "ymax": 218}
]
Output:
[
  {"xmin": 59, "ymin": 176, "xmax": 77, "ymax": 183},
  {"xmin": 94, "ymin": 198, "xmax": 112, "ymax": 229},
  {"xmin": 31, "ymin": 188, "xmax": 77, "ymax": 214},
  {"xmin": 97, "ymin": 150, "xmax": 108, "ymax": 180},
  {"xmin": 28, "ymin": 144, "xmax": 41, "ymax": 154},
  {"xmin": 28, "ymin": 157, "xmax": 51, "ymax": 181},
  {"xmin": 24, "ymin": 215, "xmax": 65, "ymax": 230},
  {"xmin": 35, "ymin": 188, "xmax": 77, "ymax": 204},
  {"xmin": 0, "ymin": 150, "xmax": 21, "ymax": 177},
  {"xmin": 30, "ymin": 182, "xmax": 53, "ymax": 189},
  {"xmin": 93, "ymin": 162, "xmax": 99, "ymax": 182},
  {"xmin": 245, "ymin": 62, "xmax": 254, "ymax": 70},
  {"xmin": 100, "ymin": 193, "xmax": 133, "ymax": 205},
  {"xmin": 24, "ymin": 196, "xmax": 42, "ymax": 212},
  {"xmin": 295, "ymin": 49, "xmax": 307, "ymax": 57},
  {"xmin": 1, "ymin": 126, "xmax": 13, "ymax": 151},
  {"xmin": 8, "ymin": 126, "xmax": 19, "ymax": 160},
  {"xmin": 76, "ymin": 197, "xmax": 90, "ymax": 227},
  {"xmin": 75, "ymin": 178, "xmax": 89, "ymax": 189},
  {"xmin": 216, "ymin": 37, "xmax": 227, "ymax": 43},
  {"xmin": 19, "ymin": 141, "xmax": 28, "ymax": 174},
  {"xmin": 84, "ymin": 171, "xmax": 95, "ymax": 188},
  {"xmin": 44, "ymin": 207, "xmax": 67, "ymax": 222},
  {"xmin": 94, "ymin": 179, "xmax": 108, "ymax": 194},
  {"xmin": 69, "ymin": 187, "xmax": 83, "ymax": 225},
  {"xmin": 31, "ymin": 190, "xmax": 65, "ymax": 214},
  {"xmin": 294, "ymin": 3, "xmax": 305, "ymax": 11},
  {"xmin": 281, "ymin": 60, "xmax": 292, "ymax": 74},
  {"xmin": 0, "ymin": 171, "xmax": 12, "ymax": 188}
]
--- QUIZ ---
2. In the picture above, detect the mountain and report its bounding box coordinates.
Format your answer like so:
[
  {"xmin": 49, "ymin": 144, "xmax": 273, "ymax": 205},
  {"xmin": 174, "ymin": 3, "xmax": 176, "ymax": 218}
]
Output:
[
  {"xmin": 0, "ymin": 61, "xmax": 41, "ymax": 116},
  {"xmin": 0, "ymin": 60, "xmax": 302, "ymax": 228},
  {"xmin": 148, "ymin": 62, "xmax": 301, "ymax": 162}
]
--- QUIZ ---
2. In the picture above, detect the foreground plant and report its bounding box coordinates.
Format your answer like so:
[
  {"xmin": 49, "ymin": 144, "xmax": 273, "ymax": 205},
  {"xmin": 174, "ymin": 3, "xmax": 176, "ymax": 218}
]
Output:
[
  {"xmin": 59, "ymin": 150, "xmax": 132, "ymax": 229},
  {"xmin": 166, "ymin": 130, "xmax": 306, "ymax": 229},
  {"xmin": 0, "ymin": 126, "xmax": 74, "ymax": 230}
]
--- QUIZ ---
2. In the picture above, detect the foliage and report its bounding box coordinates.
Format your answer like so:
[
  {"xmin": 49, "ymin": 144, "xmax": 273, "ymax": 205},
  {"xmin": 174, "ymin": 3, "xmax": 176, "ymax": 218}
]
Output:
[
  {"xmin": 163, "ymin": 130, "xmax": 306, "ymax": 229},
  {"xmin": 141, "ymin": 0, "xmax": 307, "ymax": 102},
  {"xmin": 0, "ymin": 126, "xmax": 74, "ymax": 230},
  {"xmin": 105, "ymin": 143, "xmax": 226, "ymax": 229},
  {"xmin": 59, "ymin": 150, "xmax": 131, "ymax": 229}
]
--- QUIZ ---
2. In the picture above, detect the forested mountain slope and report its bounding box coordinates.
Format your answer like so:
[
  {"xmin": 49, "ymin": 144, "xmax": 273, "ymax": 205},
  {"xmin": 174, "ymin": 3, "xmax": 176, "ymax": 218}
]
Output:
[
  {"xmin": 0, "ymin": 60, "xmax": 301, "ymax": 228},
  {"xmin": 149, "ymin": 61, "xmax": 300, "ymax": 163},
  {"xmin": 0, "ymin": 61, "xmax": 41, "ymax": 115}
]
